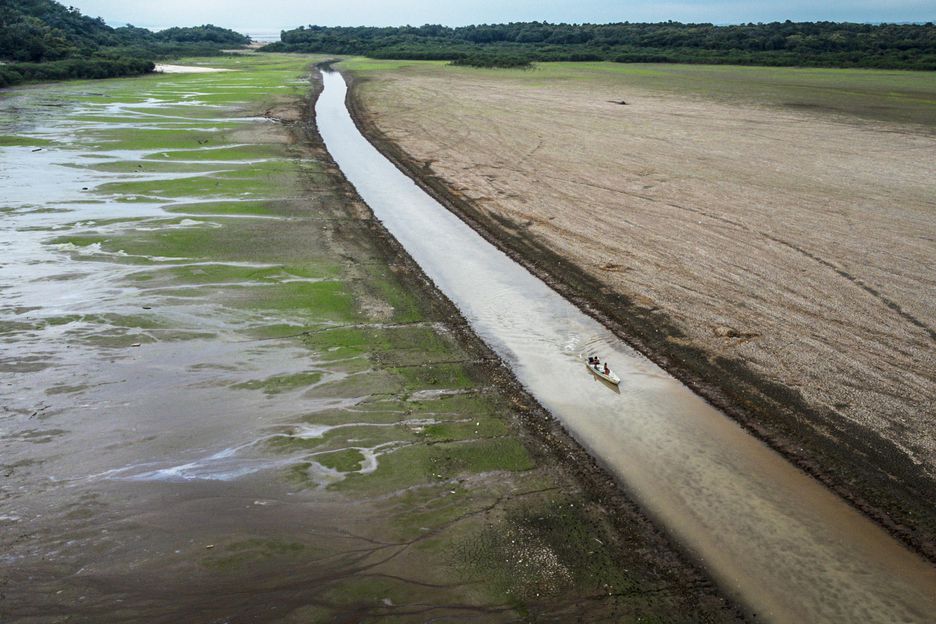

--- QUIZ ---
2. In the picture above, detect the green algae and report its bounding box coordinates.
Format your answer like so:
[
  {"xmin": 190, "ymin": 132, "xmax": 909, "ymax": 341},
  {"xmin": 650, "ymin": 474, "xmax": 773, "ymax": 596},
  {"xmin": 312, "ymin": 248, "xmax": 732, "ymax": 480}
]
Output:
[
  {"xmin": 82, "ymin": 128, "xmax": 229, "ymax": 151},
  {"xmin": 143, "ymin": 263, "xmax": 337, "ymax": 285},
  {"xmin": 0, "ymin": 135, "xmax": 55, "ymax": 147},
  {"xmin": 232, "ymin": 371, "xmax": 324, "ymax": 395},
  {"xmin": 253, "ymin": 280, "xmax": 358, "ymax": 322},
  {"xmin": 96, "ymin": 171, "xmax": 292, "ymax": 199},
  {"xmin": 331, "ymin": 437, "xmax": 534, "ymax": 495},
  {"xmin": 355, "ymin": 273, "xmax": 426, "ymax": 324},
  {"xmin": 395, "ymin": 362, "xmax": 475, "ymax": 391},
  {"xmin": 422, "ymin": 417, "xmax": 508, "ymax": 442},
  {"xmin": 300, "ymin": 324, "xmax": 465, "ymax": 365},
  {"xmin": 48, "ymin": 235, "xmax": 106, "ymax": 248},
  {"xmin": 316, "ymin": 448, "xmax": 367, "ymax": 472}
]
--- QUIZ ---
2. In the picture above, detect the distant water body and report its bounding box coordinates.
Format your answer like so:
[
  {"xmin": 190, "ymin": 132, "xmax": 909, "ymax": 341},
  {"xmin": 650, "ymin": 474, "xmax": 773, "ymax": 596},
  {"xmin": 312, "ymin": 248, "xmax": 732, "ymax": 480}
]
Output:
[{"xmin": 245, "ymin": 30, "xmax": 281, "ymax": 43}]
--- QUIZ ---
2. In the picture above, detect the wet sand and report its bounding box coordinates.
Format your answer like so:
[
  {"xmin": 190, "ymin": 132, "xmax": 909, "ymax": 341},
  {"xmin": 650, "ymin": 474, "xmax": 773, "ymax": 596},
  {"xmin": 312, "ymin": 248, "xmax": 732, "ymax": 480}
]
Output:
[{"xmin": 344, "ymin": 60, "xmax": 936, "ymax": 558}]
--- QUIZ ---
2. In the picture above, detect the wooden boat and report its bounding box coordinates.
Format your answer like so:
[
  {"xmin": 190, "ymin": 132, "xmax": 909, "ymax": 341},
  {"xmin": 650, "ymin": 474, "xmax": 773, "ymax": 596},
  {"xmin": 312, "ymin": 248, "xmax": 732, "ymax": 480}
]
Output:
[{"xmin": 585, "ymin": 360, "xmax": 621, "ymax": 385}]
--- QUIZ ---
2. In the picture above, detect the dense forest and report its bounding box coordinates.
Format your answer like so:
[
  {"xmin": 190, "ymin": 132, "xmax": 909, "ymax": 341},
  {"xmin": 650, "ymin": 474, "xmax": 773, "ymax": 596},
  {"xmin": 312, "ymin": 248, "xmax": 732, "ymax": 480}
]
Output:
[
  {"xmin": 0, "ymin": 0, "xmax": 250, "ymax": 87},
  {"xmin": 265, "ymin": 21, "xmax": 936, "ymax": 69}
]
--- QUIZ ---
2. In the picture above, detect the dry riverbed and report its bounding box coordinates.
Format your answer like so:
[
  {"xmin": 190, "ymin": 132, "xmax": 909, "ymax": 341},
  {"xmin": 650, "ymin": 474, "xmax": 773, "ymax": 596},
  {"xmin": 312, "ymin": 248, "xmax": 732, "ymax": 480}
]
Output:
[
  {"xmin": 343, "ymin": 60, "xmax": 936, "ymax": 558},
  {"xmin": 0, "ymin": 55, "xmax": 740, "ymax": 622}
]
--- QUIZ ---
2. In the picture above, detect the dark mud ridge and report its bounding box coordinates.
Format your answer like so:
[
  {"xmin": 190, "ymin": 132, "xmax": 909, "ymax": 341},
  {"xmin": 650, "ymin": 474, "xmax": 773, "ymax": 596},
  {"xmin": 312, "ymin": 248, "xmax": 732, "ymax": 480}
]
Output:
[
  {"xmin": 342, "ymin": 71, "xmax": 936, "ymax": 564},
  {"xmin": 302, "ymin": 67, "xmax": 745, "ymax": 619}
]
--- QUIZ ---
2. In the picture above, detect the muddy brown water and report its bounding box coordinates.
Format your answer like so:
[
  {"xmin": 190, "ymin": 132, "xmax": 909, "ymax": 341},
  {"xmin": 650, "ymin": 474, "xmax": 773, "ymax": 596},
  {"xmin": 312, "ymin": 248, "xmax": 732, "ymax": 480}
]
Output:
[{"xmin": 317, "ymin": 69, "xmax": 936, "ymax": 623}]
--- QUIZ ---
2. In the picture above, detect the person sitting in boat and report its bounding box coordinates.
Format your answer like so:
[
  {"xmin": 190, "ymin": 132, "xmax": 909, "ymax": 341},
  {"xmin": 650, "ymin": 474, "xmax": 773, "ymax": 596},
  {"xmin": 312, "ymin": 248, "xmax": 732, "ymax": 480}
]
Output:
[
  {"xmin": 603, "ymin": 363, "xmax": 610, "ymax": 375},
  {"xmin": 588, "ymin": 356, "xmax": 597, "ymax": 365}
]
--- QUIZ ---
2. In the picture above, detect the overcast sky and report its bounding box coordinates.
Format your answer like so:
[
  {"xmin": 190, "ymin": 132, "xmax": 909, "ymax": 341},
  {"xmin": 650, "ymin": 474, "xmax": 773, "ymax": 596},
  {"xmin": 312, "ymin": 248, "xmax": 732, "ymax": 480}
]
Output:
[{"xmin": 67, "ymin": 0, "xmax": 935, "ymax": 32}]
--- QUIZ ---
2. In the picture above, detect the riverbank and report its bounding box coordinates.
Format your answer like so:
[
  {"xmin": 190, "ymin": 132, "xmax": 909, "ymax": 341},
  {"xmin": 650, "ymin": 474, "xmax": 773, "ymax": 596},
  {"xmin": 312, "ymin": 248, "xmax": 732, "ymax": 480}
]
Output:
[
  {"xmin": 0, "ymin": 54, "xmax": 740, "ymax": 622},
  {"xmin": 341, "ymin": 59, "xmax": 936, "ymax": 561}
]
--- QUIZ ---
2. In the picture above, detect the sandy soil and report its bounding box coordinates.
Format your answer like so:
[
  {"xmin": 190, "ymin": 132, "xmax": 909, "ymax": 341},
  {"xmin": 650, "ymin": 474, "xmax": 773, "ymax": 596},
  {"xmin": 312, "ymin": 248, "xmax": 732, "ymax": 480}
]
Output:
[{"xmin": 348, "ymin": 62, "xmax": 936, "ymax": 555}]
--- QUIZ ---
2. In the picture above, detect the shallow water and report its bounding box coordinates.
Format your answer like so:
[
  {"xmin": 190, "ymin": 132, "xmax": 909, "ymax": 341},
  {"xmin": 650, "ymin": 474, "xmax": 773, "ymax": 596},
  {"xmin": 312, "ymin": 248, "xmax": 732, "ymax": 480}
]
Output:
[
  {"xmin": 317, "ymin": 68, "xmax": 936, "ymax": 623},
  {"xmin": 1, "ymin": 68, "xmax": 482, "ymax": 619}
]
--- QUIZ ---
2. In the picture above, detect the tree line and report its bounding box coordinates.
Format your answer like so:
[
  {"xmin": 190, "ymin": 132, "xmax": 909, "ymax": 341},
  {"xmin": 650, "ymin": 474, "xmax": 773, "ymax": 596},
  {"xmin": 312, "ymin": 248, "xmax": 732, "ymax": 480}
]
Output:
[
  {"xmin": 0, "ymin": 0, "xmax": 250, "ymax": 87},
  {"xmin": 264, "ymin": 21, "xmax": 936, "ymax": 70}
]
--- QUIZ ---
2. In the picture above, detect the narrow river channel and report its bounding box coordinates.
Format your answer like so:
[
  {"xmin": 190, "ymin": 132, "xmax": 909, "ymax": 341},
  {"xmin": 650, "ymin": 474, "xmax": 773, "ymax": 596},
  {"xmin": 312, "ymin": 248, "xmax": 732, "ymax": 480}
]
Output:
[{"xmin": 316, "ymin": 68, "xmax": 936, "ymax": 623}]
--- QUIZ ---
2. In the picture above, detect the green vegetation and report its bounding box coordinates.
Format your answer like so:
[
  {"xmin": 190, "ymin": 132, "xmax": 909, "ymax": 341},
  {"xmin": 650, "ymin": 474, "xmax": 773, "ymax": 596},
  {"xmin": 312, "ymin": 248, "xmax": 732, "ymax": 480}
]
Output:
[
  {"xmin": 316, "ymin": 448, "xmax": 366, "ymax": 472},
  {"xmin": 267, "ymin": 21, "xmax": 936, "ymax": 70},
  {"xmin": 331, "ymin": 436, "xmax": 535, "ymax": 495},
  {"xmin": 0, "ymin": 135, "xmax": 53, "ymax": 146},
  {"xmin": 232, "ymin": 371, "xmax": 324, "ymax": 395},
  {"xmin": 0, "ymin": 0, "xmax": 250, "ymax": 86}
]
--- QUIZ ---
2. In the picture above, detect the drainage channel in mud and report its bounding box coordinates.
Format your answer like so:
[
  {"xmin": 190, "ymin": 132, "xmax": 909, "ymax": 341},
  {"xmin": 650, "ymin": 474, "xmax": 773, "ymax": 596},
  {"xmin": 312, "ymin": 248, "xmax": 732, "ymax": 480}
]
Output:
[{"xmin": 316, "ymin": 68, "xmax": 936, "ymax": 623}]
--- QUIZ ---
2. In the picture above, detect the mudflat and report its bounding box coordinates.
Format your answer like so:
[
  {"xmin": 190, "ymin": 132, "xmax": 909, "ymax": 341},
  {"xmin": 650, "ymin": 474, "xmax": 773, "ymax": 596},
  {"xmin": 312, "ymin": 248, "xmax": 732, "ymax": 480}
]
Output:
[
  {"xmin": 345, "ymin": 60, "xmax": 936, "ymax": 555},
  {"xmin": 0, "ymin": 55, "xmax": 741, "ymax": 622}
]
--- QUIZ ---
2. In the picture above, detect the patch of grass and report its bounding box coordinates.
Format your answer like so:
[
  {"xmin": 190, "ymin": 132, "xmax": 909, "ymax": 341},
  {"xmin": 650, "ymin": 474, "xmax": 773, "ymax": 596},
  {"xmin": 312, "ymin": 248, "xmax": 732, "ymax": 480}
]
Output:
[
  {"xmin": 173, "ymin": 263, "xmax": 334, "ymax": 284},
  {"xmin": 334, "ymin": 437, "xmax": 534, "ymax": 494},
  {"xmin": 395, "ymin": 362, "xmax": 475, "ymax": 391},
  {"xmin": 301, "ymin": 367, "xmax": 404, "ymax": 399},
  {"xmin": 316, "ymin": 448, "xmax": 366, "ymax": 472},
  {"xmin": 300, "ymin": 324, "xmax": 463, "ymax": 369},
  {"xmin": 48, "ymin": 235, "xmax": 106, "ymax": 248},
  {"xmin": 361, "ymin": 273, "xmax": 426, "ymax": 324},
  {"xmin": 254, "ymin": 280, "xmax": 358, "ymax": 322},
  {"xmin": 81, "ymin": 128, "xmax": 230, "ymax": 151},
  {"xmin": 422, "ymin": 416, "xmax": 507, "ymax": 442},
  {"xmin": 0, "ymin": 135, "xmax": 55, "ymax": 147},
  {"xmin": 232, "ymin": 371, "xmax": 323, "ymax": 395},
  {"xmin": 95, "ymin": 165, "xmax": 295, "ymax": 199}
]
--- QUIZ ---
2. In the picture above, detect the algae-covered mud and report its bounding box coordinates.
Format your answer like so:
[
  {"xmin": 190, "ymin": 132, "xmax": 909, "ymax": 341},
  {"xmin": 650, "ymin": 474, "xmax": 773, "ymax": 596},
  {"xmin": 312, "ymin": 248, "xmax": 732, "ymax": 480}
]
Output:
[{"xmin": 0, "ymin": 55, "xmax": 738, "ymax": 622}]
